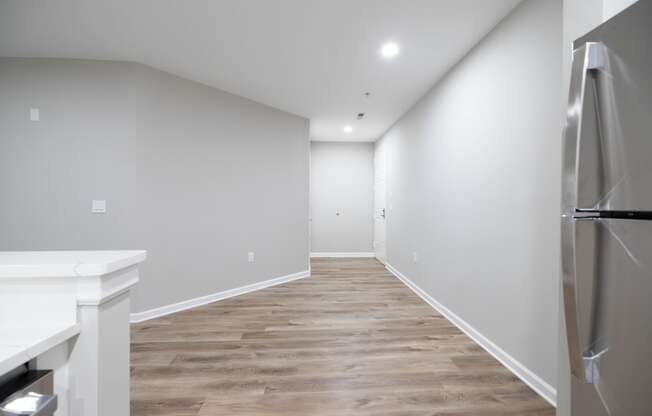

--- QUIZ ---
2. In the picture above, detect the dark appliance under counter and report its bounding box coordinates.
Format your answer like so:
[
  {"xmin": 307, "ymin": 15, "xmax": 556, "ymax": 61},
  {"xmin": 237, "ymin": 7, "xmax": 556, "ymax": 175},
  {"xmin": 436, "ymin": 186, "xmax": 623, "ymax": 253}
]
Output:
[{"xmin": 0, "ymin": 367, "xmax": 57, "ymax": 416}]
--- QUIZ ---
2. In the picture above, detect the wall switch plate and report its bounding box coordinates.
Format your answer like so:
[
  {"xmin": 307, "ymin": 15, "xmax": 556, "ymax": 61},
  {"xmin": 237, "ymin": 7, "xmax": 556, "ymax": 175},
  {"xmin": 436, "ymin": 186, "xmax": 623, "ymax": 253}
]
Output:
[
  {"xmin": 248, "ymin": 252, "xmax": 255, "ymax": 263},
  {"xmin": 30, "ymin": 108, "xmax": 39, "ymax": 121},
  {"xmin": 412, "ymin": 252, "xmax": 418, "ymax": 263},
  {"xmin": 91, "ymin": 200, "xmax": 107, "ymax": 213}
]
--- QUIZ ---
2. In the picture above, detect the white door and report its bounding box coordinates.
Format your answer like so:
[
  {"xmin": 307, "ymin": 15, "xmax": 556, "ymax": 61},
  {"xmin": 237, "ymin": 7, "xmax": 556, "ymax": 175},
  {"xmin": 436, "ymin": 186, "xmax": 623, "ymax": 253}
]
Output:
[{"xmin": 374, "ymin": 143, "xmax": 387, "ymax": 263}]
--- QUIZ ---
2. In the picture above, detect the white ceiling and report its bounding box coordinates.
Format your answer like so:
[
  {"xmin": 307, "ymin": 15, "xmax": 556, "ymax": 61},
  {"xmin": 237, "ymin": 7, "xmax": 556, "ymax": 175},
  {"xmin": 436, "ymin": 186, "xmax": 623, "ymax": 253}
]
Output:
[{"xmin": 0, "ymin": 0, "xmax": 522, "ymax": 141}]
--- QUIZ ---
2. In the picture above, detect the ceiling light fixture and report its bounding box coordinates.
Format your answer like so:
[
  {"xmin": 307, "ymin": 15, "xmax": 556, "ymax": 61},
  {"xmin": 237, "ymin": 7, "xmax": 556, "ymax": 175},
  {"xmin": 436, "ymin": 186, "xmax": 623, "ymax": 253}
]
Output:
[
  {"xmin": 343, "ymin": 125, "xmax": 353, "ymax": 133},
  {"xmin": 381, "ymin": 42, "xmax": 400, "ymax": 59}
]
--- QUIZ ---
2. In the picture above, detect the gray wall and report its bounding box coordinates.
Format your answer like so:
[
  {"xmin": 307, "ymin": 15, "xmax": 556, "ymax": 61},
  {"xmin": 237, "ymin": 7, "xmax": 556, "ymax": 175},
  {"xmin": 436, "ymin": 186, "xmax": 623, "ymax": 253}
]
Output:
[
  {"xmin": 0, "ymin": 58, "xmax": 310, "ymax": 314},
  {"xmin": 310, "ymin": 142, "xmax": 374, "ymax": 253},
  {"xmin": 376, "ymin": 0, "xmax": 561, "ymax": 394}
]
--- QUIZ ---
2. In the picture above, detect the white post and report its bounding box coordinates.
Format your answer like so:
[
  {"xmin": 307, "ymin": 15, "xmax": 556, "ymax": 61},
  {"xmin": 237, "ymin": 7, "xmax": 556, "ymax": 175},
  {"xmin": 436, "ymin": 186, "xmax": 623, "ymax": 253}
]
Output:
[{"xmin": 68, "ymin": 263, "xmax": 142, "ymax": 416}]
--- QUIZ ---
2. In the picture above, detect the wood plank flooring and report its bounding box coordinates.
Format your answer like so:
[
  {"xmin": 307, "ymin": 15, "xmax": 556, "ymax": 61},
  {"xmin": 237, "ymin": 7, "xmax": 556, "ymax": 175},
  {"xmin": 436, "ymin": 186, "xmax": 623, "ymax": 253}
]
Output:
[{"xmin": 131, "ymin": 258, "xmax": 554, "ymax": 415}]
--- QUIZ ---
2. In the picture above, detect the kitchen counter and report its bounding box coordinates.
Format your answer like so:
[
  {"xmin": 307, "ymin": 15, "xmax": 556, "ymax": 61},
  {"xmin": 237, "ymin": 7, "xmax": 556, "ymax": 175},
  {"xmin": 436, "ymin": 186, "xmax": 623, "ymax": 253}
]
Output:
[
  {"xmin": 0, "ymin": 250, "xmax": 147, "ymax": 278},
  {"xmin": 0, "ymin": 323, "xmax": 80, "ymax": 375},
  {"xmin": 0, "ymin": 250, "xmax": 146, "ymax": 416}
]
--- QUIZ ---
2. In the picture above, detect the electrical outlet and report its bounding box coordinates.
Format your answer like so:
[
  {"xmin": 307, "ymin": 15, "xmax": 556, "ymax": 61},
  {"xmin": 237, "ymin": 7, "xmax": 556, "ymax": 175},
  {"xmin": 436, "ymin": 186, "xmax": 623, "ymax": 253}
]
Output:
[
  {"xmin": 30, "ymin": 108, "xmax": 40, "ymax": 121},
  {"xmin": 412, "ymin": 252, "xmax": 418, "ymax": 263},
  {"xmin": 248, "ymin": 252, "xmax": 255, "ymax": 263}
]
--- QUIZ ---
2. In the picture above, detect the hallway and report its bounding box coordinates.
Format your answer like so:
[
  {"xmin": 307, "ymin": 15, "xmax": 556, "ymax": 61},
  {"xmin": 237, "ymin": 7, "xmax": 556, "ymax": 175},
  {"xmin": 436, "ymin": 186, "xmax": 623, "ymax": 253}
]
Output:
[{"xmin": 130, "ymin": 258, "xmax": 553, "ymax": 415}]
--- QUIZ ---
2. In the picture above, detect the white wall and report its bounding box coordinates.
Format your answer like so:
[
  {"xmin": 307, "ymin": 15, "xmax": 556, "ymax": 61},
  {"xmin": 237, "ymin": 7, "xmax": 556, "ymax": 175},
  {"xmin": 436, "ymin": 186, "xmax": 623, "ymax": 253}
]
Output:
[
  {"xmin": 603, "ymin": 0, "xmax": 638, "ymax": 20},
  {"xmin": 0, "ymin": 58, "xmax": 310, "ymax": 314},
  {"xmin": 310, "ymin": 142, "xmax": 374, "ymax": 254},
  {"xmin": 377, "ymin": 0, "xmax": 561, "ymax": 402}
]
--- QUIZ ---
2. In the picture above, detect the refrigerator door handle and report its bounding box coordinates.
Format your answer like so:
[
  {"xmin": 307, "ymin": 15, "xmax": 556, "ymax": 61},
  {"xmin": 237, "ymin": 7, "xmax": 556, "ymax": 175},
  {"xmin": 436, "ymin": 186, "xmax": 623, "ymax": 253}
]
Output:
[
  {"xmin": 561, "ymin": 216, "xmax": 585, "ymax": 381},
  {"xmin": 562, "ymin": 42, "xmax": 606, "ymax": 213},
  {"xmin": 561, "ymin": 41, "xmax": 607, "ymax": 383}
]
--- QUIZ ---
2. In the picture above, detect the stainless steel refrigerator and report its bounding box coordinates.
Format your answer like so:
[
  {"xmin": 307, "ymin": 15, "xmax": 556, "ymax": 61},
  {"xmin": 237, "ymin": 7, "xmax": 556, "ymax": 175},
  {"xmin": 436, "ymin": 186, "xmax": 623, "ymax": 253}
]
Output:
[{"xmin": 562, "ymin": 1, "xmax": 652, "ymax": 415}]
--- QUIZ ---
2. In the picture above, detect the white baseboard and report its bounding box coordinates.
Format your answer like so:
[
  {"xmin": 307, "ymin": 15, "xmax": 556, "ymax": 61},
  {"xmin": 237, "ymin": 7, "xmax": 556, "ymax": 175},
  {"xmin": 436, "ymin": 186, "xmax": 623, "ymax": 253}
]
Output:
[
  {"xmin": 385, "ymin": 263, "xmax": 557, "ymax": 407},
  {"xmin": 310, "ymin": 252, "xmax": 375, "ymax": 258},
  {"xmin": 130, "ymin": 269, "xmax": 310, "ymax": 323}
]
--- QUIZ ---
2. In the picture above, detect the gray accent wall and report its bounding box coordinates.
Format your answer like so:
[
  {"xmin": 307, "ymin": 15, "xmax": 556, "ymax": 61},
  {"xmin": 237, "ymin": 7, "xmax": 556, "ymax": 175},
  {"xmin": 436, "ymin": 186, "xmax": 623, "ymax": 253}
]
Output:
[
  {"xmin": 0, "ymin": 58, "xmax": 310, "ymax": 314},
  {"xmin": 376, "ymin": 0, "xmax": 561, "ymax": 394},
  {"xmin": 310, "ymin": 142, "xmax": 374, "ymax": 254}
]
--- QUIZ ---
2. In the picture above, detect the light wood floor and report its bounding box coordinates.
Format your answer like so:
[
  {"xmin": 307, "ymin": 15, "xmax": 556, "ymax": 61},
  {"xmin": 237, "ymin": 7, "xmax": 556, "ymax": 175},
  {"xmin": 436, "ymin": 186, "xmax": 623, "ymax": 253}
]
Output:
[{"xmin": 131, "ymin": 258, "xmax": 554, "ymax": 416}]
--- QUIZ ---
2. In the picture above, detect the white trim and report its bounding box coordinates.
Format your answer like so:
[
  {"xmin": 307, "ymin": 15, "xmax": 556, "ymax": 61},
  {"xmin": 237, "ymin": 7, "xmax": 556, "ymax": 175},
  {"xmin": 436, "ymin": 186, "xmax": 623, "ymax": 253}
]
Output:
[
  {"xmin": 385, "ymin": 263, "xmax": 557, "ymax": 407},
  {"xmin": 76, "ymin": 266, "xmax": 139, "ymax": 306},
  {"xmin": 130, "ymin": 269, "xmax": 310, "ymax": 323},
  {"xmin": 310, "ymin": 252, "xmax": 375, "ymax": 258}
]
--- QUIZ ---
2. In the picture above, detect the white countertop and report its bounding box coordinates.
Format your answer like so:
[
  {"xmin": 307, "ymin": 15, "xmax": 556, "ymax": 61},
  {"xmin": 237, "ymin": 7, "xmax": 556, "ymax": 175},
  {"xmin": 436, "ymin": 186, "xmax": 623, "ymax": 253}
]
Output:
[
  {"xmin": 0, "ymin": 323, "xmax": 80, "ymax": 375},
  {"xmin": 0, "ymin": 250, "xmax": 146, "ymax": 375},
  {"xmin": 0, "ymin": 250, "xmax": 147, "ymax": 278}
]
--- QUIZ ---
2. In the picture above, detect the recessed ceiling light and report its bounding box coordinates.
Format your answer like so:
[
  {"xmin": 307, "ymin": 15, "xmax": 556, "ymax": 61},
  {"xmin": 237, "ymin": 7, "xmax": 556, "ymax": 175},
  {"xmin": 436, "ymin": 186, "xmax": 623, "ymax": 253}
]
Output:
[
  {"xmin": 343, "ymin": 125, "xmax": 353, "ymax": 133},
  {"xmin": 381, "ymin": 42, "xmax": 400, "ymax": 59}
]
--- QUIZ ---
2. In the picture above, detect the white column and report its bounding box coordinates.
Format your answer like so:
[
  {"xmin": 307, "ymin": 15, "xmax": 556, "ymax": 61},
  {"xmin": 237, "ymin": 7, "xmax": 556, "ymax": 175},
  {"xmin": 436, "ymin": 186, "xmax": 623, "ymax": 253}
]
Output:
[{"xmin": 68, "ymin": 265, "xmax": 140, "ymax": 416}]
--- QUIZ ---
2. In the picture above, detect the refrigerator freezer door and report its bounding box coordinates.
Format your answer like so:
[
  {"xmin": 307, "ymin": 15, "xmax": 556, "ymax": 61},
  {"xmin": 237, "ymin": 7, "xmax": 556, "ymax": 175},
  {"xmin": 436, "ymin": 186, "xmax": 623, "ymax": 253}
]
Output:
[
  {"xmin": 571, "ymin": 218, "xmax": 652, "ymax": 416},
  {"xmin": 572, "ymin": 2, "xmax": 652, "ymax": 212}
]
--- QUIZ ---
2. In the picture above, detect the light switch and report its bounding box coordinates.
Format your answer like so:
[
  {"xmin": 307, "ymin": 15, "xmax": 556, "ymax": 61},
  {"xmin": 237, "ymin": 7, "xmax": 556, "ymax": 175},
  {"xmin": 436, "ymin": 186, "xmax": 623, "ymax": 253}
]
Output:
[
  {"xmin": 91, "ymin": 200, "xmax": 106, "ymax": 214},
  {"xmin": 248, "ymin": 252, "xmax": 255, "ymax": 263},
  {"xmin": 30, "ymin": 108, "xmax": 39, "ymax": 121}
]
